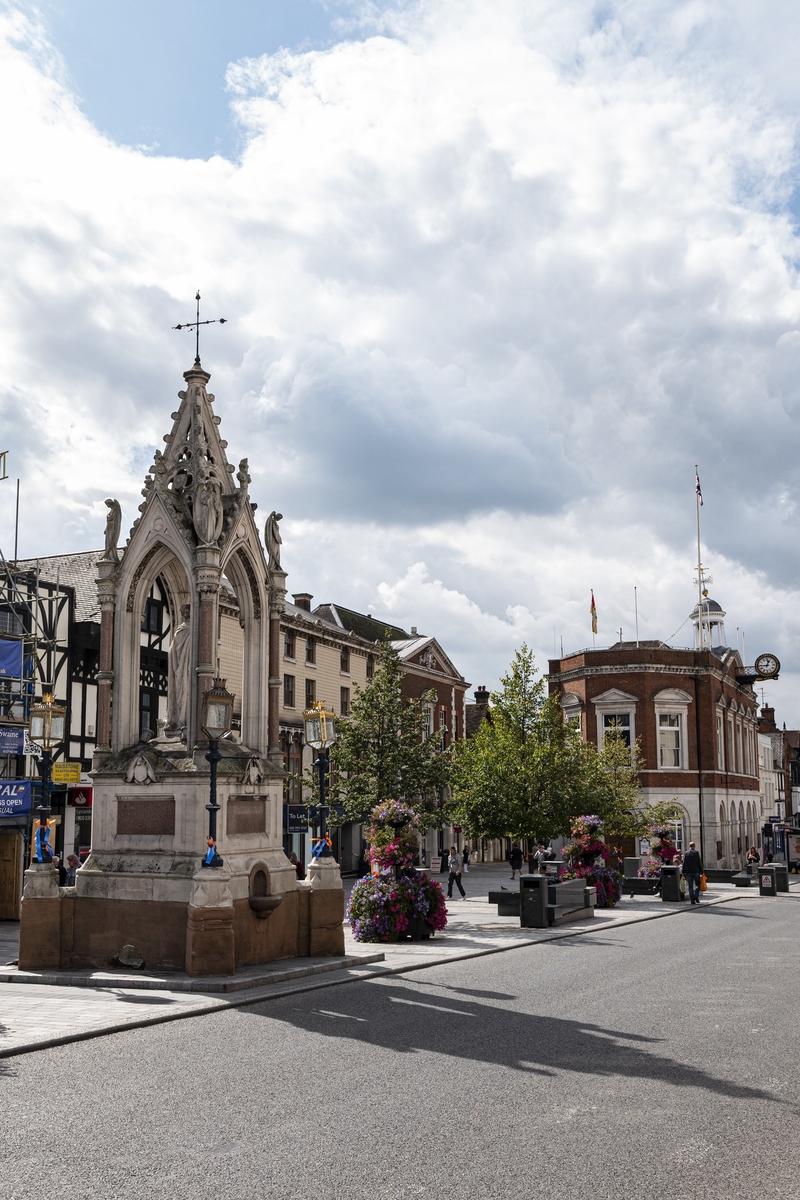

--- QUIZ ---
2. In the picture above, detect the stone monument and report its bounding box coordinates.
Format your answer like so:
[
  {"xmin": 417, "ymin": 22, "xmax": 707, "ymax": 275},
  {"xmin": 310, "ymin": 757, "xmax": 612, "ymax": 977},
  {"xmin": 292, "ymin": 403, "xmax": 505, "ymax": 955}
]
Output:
[{"xmin": 18, "ymin": 359, "xmax": 345, "ymax": 975}]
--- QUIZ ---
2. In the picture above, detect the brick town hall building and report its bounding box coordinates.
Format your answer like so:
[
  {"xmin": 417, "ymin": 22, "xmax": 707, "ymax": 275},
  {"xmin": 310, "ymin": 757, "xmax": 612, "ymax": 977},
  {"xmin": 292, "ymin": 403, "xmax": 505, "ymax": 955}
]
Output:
[{"xmin": 548, "ymin": 596, "xmax": 764, "ymax": 870}]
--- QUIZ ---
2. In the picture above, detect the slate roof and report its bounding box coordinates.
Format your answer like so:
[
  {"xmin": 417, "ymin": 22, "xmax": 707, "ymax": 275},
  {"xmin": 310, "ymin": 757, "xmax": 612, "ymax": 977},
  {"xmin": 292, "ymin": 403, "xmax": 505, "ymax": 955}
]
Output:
[
  {"xmin": 14, "ymin": 551, "xmax": 101, "ymax": 623},
  {"xmin": 312, "ymin": 603, "xmax": 409, "ymax": 643}
]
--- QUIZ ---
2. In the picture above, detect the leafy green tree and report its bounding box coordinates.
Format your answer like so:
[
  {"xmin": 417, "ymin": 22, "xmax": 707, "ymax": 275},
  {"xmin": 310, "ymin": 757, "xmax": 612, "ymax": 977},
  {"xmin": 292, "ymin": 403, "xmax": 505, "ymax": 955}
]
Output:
[
  {"xmin": 591, "ymin": 726, "xmax": 684, "ymax": 845},
  {"xmin": 450, "ymin": 645, "xmax": 594, "ymax": 842},
  {"xmin": 326, "ymin": 639, "xmax": 450, "ymax": 824},
  {"xmin": 590, "ymin": 725, "xmax": 647, "ymax": 845}
]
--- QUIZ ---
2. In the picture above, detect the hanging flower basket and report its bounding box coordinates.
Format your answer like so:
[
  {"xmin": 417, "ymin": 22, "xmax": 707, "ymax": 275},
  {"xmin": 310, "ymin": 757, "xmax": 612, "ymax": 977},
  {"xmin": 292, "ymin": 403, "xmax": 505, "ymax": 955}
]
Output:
[{"xmin": 561, "ymin": 814, "xmax": 623, "ymax": 908}]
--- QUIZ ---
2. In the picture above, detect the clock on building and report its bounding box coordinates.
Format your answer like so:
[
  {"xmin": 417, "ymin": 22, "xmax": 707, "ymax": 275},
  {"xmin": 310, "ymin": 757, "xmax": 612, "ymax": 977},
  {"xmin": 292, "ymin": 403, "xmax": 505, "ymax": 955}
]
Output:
[{"xmin": 754, "ymin": 653, "xmax": 780, "ymax": 679}]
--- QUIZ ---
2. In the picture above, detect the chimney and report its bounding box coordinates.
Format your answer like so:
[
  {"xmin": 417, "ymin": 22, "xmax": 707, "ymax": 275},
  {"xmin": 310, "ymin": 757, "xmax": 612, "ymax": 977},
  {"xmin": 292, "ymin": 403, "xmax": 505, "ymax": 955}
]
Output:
[
  {"xmin": 759, "ymin": 705, "xmax": 777, "ymax": 733},
  {"xmin": 293, "ymin": 593, "xmax": 313, "ymax": 612},
  {"xmin": 474, "ymin": 685, "xmax": 490, "ymax": 705},
  {"xmin": 411, "ymin": 626, "xmax": 417, "ymax": 636}
]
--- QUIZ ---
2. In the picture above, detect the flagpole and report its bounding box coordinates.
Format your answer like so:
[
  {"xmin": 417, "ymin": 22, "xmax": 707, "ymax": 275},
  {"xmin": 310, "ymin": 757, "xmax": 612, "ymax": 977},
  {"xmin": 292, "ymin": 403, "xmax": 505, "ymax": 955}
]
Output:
[
  {"xmin": 634, "ymin": 586, "xmax": 639, "ymax": 647},
  {"xmin": 695, "ymin": 463, "xmax": 703, "ymax": 648}
]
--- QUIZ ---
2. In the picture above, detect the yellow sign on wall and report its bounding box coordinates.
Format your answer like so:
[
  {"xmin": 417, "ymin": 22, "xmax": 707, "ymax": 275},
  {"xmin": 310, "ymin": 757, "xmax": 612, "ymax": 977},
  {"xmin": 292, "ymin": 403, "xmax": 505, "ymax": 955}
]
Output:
[{"xmin": 52, "ymin": 762, "xmax": 81, "ymax": 784}]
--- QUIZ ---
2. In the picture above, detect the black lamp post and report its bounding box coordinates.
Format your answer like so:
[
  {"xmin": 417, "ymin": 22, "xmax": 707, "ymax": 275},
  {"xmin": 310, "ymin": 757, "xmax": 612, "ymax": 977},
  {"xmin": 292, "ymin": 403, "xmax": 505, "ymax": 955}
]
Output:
[
  {"xmin": 303, "ymin": 701, "xmax": 337, "ymax": 859},
  {"xmin": 201, "ymin": 678, "xmax": 234, "ymax": 868},
  {"xmin": 28, "ymin": 692, "xmax": 66, "ymax": 864}
]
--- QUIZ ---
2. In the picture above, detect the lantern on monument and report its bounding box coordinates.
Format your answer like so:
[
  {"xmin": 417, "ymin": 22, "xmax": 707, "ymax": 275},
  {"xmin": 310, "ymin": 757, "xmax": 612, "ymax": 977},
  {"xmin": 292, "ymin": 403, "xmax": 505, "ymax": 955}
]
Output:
[
  {"xmin": 29, "ymin": 693, "xmax": 66, "ymax": 751},
  {"xmin": 28, "ymin": 692, "xmax": 66, "ymax": 864},
  {"xmin": 303, "ymin": 702, "xmax": 337, "ymax": 859},
  {"xmin": 200, "ymin": 679, "xmax": 235, "ymax": 869},
  {"xmin": 303, "ymin": 701, "xmax": 337, "ymax": 751},
  {"xmin": 201, "ymin": 678, "xmax": 235, "ymax": 741}
]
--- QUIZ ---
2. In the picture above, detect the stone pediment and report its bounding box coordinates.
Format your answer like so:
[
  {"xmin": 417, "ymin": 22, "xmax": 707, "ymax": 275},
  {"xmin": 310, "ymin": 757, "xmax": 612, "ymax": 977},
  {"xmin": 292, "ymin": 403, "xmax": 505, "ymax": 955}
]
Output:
[
  {"xmin": 652, "ymin": 687, "xmax": 693, "ymax": 704},
  {"xmin": 591, "ymin": 688, "xmax": 638, "ymax": 706}
]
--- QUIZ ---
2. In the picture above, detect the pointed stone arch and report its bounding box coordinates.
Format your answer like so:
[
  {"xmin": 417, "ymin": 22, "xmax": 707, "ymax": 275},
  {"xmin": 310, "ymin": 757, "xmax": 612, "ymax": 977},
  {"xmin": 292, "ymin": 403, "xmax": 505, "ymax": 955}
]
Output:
[
  {"xmin": 114, "ymin": 539, "xmax": 194, "ymax": 750},
  {"xmin": 219, "ymin": 540, "xmax": 271, "ymax": 751}
]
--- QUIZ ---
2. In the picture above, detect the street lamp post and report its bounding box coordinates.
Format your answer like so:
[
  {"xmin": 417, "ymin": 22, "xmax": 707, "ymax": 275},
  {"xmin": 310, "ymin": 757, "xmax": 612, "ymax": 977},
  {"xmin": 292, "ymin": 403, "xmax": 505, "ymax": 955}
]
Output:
[
  {"xmin": 28, "ymin": 692, "xmax": 66, "ymax": 863},
  {"xmin": 303, "ymin": 701, "xmax": 337, "ymax": 859},
  {"xmin": 201, "ymin": 678, "xmax": 235, "ymax": 868}
]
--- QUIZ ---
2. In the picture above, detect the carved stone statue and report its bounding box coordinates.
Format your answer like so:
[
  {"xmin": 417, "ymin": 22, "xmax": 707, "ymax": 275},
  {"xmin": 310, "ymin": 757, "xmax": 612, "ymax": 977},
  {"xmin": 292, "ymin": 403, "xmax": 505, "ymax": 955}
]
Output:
[
  {"xmin": 193, "ymin": 474, "xmax": 224, "ymax": 545},
  {"xmin": 265, "ymin": 511, "xmax": 283, "ymax": 570},
  {"xmin": 167, "ymin": 604, "xmax": 191, "ymax": 734},
  {"xmin": 103, "ymin": 499, "xmax": 122, "ymax": 562}
]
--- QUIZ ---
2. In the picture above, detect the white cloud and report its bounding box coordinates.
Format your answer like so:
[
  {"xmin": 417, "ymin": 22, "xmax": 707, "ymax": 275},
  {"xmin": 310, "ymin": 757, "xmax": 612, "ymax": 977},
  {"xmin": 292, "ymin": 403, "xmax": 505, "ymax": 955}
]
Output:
[{"xmin": 2, "ymin": 1, "xmax": 800, "ymax": 718}]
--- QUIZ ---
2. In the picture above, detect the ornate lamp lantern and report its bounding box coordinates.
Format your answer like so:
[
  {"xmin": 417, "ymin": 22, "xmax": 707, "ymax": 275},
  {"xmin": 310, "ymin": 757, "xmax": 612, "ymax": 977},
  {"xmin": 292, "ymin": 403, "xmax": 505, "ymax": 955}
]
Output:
[
  {"xmin": 200, "ymin": 678, "xmax": 235, "ymax": 868},
  {"xmin": 303, "ymin": 702, "xmax": 337, "ymax": 859},
  {"xmin": 201, "ymin": 678, "xmax": 235, "ymax": 741},
  {"xmin": 28, "ymin": 692, "xmax": 66, "ymax": 864},
  {"xmin": 29, "ymin": 693, "xmax": 66, "ymax": 751}
]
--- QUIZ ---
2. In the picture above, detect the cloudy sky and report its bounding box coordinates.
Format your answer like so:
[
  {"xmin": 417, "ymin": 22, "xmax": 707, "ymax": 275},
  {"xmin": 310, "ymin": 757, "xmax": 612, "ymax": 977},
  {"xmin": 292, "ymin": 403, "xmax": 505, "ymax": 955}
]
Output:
[{"xmin": 2, "ymin": 0, "xmax": 800, "ymax": 716}]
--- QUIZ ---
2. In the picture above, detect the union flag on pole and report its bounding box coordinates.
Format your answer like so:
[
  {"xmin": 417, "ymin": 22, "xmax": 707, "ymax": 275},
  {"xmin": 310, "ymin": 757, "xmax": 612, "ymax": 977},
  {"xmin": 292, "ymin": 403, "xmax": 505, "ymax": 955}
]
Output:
[{"xmin": 590, "ymin": 591, "xmax": 598, "ymax": 635}]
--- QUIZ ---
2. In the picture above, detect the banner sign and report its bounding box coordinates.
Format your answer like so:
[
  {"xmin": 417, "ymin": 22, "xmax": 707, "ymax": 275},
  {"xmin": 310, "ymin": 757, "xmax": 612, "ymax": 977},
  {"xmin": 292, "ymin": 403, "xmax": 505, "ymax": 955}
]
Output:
[
  {"xmin": 0, "ymin": 780, "xmax": 31, "ymax": 816},
  {"xmin": 69, "ymin": 786, "xmax": 93, "ymax": 808},
  {"xmin": 0, "ymin": 726, "xmax": 25, "ymax": 755},
  {"xmin": 0, "ymin": 639, "xmax": 23, "ymax": 679},
  {"xmin": 52, "ymin": 762, "xmax": 82, "ymax": 784},
  {"xmin": 286, "ymin": 804, "xmax": 309, "ymax": 833}
]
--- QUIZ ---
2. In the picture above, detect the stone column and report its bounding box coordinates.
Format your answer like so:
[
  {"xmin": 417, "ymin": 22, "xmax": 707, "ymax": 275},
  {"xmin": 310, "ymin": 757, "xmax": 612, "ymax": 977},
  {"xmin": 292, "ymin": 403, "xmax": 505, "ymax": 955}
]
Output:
[
  {"xmin": 194, "ymin": 548, "xmax": 221, "ymax": 739},
  {"xmin": 268, "ymin": 572, "xmax": 287, "ymax": 765},
  {"xmin": 95, "ymin": 560, "xmax": 118, "ymax": 754}
]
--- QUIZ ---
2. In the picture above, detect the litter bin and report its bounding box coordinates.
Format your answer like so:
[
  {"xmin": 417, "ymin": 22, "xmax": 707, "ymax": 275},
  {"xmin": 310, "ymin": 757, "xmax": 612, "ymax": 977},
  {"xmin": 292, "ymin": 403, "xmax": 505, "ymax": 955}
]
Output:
[
  {"xmin": 758, "ymin": 865, "xmax": 777, "ymax": 896},
  {"xmin": 773, "ymin": 863, "xmax": 789, "ymax": 893},
  {"xmin": 660, "ymin": 864, "xmax": 682, "ymax": 902},
  {"xmin": 519, "ymin": 875, "xmax": 548, "ymax": 928}
]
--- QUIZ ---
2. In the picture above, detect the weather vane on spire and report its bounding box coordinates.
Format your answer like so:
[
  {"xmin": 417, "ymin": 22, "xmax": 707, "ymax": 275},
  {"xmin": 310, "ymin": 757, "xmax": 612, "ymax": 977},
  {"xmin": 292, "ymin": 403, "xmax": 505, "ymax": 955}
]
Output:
[{"xmin": 173, "ymin": 291, "xmax": 227, "ymax": 366}]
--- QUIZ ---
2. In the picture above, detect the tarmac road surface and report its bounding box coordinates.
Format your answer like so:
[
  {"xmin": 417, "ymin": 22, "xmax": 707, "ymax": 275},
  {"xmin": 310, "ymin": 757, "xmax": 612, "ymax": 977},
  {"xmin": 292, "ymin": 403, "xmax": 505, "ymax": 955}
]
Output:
[{"xmin": 1, "ymin": 891, "xmax": 798, "ymax": 1200}]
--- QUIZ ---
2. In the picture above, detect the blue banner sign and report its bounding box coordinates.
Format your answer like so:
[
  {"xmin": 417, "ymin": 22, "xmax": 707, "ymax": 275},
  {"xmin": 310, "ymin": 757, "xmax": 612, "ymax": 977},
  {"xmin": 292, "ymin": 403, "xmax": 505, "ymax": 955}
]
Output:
[
  {"xmin": 0, "ymin": 726, "xmax": 25, "ymax": 755},
  {"xmin": 0, "ymin": 640, "xmax": 23, "ymax": 679},
  {"xmin": 0, "ymin": 780, "xmax": 32, "ymax": 816}
]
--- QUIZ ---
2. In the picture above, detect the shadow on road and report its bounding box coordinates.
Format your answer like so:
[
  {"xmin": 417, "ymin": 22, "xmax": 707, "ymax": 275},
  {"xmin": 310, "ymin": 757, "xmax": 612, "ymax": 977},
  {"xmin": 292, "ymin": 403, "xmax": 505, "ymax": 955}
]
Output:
[{"xmin": 249, "ymin": 980, "xmax": 790, "ymax": 1108}]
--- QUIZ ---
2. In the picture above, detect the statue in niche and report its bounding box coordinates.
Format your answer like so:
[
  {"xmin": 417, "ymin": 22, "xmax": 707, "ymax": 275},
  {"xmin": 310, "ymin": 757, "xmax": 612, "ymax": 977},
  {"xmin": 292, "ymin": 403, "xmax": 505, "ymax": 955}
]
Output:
[
  {"xmin": 193, "ymin": 474, "xmax": 224, "ymax": 544},
  {"xmin": 102, "ymin": 499, "xmax": 122, "ymax": 562},
  {"xmin": 265, "ymin": 511, "xmax": 283, "ymax": 570},
  {"xmin": 167, "ymin": 604, "xmax": 191, "ymax": 734}
]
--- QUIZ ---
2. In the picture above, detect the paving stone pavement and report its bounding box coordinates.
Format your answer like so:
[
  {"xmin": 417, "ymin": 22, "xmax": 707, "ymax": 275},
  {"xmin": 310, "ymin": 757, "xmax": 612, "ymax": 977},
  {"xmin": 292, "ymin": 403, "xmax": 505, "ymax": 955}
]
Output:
[{"xmin": 2, "ymin": 862, "xmax": 794, "ymax": 1057}]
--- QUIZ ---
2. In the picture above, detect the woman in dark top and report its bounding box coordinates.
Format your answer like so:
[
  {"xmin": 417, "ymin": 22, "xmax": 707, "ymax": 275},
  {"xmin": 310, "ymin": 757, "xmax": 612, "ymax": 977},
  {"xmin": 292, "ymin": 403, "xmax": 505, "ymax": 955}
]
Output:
[{"xmin": 509, "ymin": 845, "xmax": 523, "ymax": 879}]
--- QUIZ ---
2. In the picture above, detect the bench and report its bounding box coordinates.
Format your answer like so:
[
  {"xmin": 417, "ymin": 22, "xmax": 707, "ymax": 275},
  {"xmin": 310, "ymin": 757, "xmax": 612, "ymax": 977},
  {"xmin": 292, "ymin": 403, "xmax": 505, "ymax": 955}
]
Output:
[
  {"xmin": 732, "ymin": 872, "xmax": 755, "ymax": 887},
  {"xmin": 624, "ymin": 877, "xmax": 659, "ymax": 897},
  {"xmin": 489, "ymin": 879, "xmax": 596, "ymax": 927},
  {"xmin": 488, "ymin": 890, "xmax": 520, "ymax": 916}
]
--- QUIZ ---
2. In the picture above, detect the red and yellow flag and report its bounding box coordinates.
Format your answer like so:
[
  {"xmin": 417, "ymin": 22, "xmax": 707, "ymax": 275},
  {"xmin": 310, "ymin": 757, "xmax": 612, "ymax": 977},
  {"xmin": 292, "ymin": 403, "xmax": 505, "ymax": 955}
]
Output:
[{"xmin": 590, "ymin": 590, "xmax": 598, "ymax": 635}]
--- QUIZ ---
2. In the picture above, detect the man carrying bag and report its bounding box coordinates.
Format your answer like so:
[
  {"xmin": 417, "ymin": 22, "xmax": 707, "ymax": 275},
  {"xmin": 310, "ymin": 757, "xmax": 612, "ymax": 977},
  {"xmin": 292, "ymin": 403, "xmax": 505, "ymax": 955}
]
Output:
[{"xmin": 683, "ymin": 841, "xmax": 703, "ymax": 906}]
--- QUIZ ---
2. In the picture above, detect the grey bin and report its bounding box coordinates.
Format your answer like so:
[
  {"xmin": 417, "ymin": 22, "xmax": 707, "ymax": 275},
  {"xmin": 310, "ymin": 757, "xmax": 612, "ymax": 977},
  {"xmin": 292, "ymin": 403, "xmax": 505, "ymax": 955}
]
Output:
[
  {"xmin": 519, "ymin": 875, "xmax": 549, "ymax": 928},
  {"xmin": 773, "ymin": 863, "xmax": 790, "ymax": 893},
  {"xmin": 758, "ymin": 865, "xmax": 777, "ymax": 896},
  {"xmin": 659, "ymin": 864, "xmax": 683, "ymax": 902},
  {"xmin": 623, "ymin": 856, "xmax": 641, "ymax": 879}
]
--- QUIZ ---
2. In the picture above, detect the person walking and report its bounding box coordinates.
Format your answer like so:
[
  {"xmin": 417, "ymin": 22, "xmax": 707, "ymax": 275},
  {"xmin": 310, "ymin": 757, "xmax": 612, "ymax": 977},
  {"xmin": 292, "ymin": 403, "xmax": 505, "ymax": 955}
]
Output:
[
  {"xmin": 447, "ymin": 846, "xmax": 466, "ymax": 899},
  {"xmin": 683, "ymin": 841, "xmax": 703, "ymax": 905},
  {"xmin": 462, "ymin": 844, "xmax": 470, "ymax": 874},
  {"xmin": 509, "ymin": 845, "xmax": 523, "ymax": 880}
]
